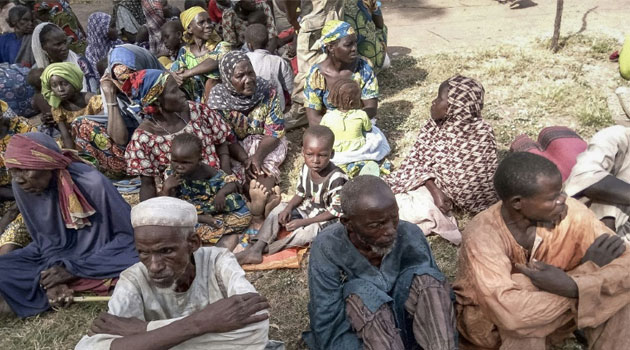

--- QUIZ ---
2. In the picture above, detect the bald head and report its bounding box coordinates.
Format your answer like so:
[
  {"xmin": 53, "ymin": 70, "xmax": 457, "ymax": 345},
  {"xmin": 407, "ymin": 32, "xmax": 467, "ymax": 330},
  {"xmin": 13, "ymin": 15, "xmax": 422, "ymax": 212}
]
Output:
[{"xmin": 341, "ymin": 175, "xmax": 395, "ymax": 217}]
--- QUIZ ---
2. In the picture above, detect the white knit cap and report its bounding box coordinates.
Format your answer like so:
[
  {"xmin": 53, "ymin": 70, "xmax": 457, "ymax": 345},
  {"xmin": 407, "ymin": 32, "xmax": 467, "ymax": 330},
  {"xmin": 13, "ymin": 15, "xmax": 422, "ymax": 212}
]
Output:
[{"xmin": 131, "ymin": 197, "xmax": 198, "ymax": 228}]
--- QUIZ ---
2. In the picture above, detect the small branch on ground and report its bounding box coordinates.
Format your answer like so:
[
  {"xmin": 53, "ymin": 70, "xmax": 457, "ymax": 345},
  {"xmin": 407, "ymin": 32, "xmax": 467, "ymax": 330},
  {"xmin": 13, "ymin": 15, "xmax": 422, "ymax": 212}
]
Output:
[{"xmin": 550, "ymin": 0, "xmax": 564, "ymax": 52}]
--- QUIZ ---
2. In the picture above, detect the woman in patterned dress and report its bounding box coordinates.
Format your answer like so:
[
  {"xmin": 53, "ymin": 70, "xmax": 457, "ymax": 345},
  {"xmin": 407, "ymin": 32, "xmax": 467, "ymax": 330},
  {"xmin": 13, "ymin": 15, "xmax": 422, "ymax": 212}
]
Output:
[{"xmin": 123, "ymin": 69, "xmax": 236, "ymax": 201}]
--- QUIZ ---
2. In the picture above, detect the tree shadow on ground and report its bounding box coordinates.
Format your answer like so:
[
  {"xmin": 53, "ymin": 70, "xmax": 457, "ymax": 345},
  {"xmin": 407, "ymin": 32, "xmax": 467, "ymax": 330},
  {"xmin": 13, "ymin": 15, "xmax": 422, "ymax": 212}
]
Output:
[
  {"xmin": 382, "ymin": 0, "xmax": 447, "ymax": 21},
  {"xmin": 378, "ymin": 55, "xmax": 428, "ymax": 98}
]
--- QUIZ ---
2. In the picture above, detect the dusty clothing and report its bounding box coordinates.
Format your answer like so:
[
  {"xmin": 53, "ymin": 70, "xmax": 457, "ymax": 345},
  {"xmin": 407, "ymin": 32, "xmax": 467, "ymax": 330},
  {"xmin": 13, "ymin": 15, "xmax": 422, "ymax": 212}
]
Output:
[
  {"xmin": 345, "ymin": 274, "xmax": 456, "ymax": 350},
  {"xmin": 454, "ymin": 198, "xmax": 630, "ymax": 350},
  {"xmin": 304, "ymin": 221, "xmax": 457, "ymax": 349},
  {"xmin": 246, "ymin": 49, "xmax": 294, "ymax": 111},
  {"xmin": 564, "ymin": 125, "xmax": 630, "ymax": 232},
  {"xmin": 75, "ymin": 247, "xmax": 269, "ymax": 350}
]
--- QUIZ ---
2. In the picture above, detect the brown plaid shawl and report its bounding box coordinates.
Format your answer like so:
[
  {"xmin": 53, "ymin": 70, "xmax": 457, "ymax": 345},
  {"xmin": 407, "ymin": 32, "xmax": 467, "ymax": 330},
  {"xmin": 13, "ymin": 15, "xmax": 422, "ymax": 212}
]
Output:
[{"xmin": 385, "ymin": 75, "xmax": 498, "ymax": 214}]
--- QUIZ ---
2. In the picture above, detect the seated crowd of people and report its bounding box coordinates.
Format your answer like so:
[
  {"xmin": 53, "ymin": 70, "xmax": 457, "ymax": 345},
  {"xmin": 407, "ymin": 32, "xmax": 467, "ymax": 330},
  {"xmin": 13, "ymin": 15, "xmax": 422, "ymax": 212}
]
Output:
[{"xmin": 0, "ymin": 1, "xmax": 629, "ymax": 349}]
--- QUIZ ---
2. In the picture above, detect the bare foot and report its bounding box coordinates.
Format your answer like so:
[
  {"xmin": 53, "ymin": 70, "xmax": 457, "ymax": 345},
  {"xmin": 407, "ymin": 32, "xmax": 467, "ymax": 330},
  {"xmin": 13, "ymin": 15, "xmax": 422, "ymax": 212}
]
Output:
[
  {"xmin": 265, "ymin": 186, "xmax": 282, "ymax": 218},
  {"xmin": 248, "ymin": 179, "xmax": 269, "ymax": 218},
  {"xmin": 235, "ymin": 247, "xmax": 264, "ymax": 265}
]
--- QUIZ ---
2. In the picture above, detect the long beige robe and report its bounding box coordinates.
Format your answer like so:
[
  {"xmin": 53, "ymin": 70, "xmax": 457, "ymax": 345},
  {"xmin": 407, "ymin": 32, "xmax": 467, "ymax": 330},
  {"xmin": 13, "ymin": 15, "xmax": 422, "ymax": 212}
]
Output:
[
  {"xmin": 564, "ymin": 125, "xmax": 630, "ymax": 231},
  {"xmin": 75, "ymin": 247, "xmax": 269, "ymax": 350},
  {"xmin": 454, "ymin": 198, "xmax": 630, "ymax": 350}
]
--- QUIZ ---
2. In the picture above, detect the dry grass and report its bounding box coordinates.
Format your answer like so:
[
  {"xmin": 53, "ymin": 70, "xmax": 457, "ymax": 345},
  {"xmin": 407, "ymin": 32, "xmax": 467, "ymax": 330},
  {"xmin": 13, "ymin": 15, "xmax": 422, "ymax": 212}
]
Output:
[{"xmin": 1, "ymin": 34, "xmax": 625, "ymax": 349}]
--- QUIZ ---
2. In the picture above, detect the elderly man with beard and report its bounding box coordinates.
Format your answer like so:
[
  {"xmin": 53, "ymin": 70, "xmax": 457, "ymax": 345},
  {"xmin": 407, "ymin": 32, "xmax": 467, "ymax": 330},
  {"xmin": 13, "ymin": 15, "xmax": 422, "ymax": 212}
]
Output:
[
  {"xmin": 303, "ymin": 175, "xmax": 457, "ymax": 350},
  {"xmin": 75, "ymin": 197, "xmax": 270, "ymax": 350},
  {"xmin": 455, "ymin": 152, "xmax": 630, "ymax": 350}
]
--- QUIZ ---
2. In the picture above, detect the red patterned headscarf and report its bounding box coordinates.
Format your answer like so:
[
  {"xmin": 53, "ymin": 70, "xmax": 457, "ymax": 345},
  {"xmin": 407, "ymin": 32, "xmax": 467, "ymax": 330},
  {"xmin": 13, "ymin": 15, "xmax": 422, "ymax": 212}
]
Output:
[{"xmin": 4, "ymin": 134, "xmax": 96, "ymax": 229}]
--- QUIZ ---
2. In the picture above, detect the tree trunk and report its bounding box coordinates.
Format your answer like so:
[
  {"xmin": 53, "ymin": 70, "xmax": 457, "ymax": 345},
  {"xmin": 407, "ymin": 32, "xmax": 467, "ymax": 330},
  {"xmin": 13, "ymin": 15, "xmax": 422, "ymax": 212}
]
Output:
[{"xmin": 550, "ymin": 0, "xmax": 564, "ymax": 52}]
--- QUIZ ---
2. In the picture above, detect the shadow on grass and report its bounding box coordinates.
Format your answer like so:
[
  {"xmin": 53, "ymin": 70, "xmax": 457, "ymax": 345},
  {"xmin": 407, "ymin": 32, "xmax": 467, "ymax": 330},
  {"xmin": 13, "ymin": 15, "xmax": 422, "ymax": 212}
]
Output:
[{"xmin": 378, "ymin": 56, "xmax": 428, "ymax": 98}]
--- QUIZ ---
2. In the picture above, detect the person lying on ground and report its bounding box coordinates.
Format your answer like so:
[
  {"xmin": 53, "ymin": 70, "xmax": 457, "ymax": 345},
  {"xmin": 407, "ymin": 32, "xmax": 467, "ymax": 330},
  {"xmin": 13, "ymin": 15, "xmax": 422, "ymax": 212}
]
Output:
[
  {"xmin": 236, "ymin": 125, "xmax": 348, "ymax": 265},
  {"xmin": 75, "ymin": 196, "xmax": 269, "ymax": 350},
  {"xmin": 160, "ymin": 133, "xmax": 252, "ymax": 248},
  {"xmin": 304, "ymin": 175, "xmax": 457, "ymax": 349},
  {"xmin": 454, "ymin": 152, "xmax": 630, "ymax": 350},
  {"xmin": 384, "ymin": 75, "xmax": 498, "ymax": 245},
  {"xmin": 0, "ymin": 132, "xmax": 138, "ymax": 318},
  {"xmin": 564, "ymin": 125, "xmax": 630, "ymax": 238}
]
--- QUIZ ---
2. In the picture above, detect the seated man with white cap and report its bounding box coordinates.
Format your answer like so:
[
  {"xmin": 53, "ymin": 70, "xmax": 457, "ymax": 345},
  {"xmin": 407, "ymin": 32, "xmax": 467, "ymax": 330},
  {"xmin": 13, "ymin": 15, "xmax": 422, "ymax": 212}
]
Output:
[{"xmin": 75, "ymin": 197, "xmax": 270, "ymax": 350}]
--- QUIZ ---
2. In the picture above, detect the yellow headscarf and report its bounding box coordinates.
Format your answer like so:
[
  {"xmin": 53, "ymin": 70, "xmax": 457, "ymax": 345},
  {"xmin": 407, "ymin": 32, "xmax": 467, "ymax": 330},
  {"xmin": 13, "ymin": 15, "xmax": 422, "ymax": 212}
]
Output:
[{"xmin": 180, "ymin": 6, "xmax": 206, "ymax": 30}]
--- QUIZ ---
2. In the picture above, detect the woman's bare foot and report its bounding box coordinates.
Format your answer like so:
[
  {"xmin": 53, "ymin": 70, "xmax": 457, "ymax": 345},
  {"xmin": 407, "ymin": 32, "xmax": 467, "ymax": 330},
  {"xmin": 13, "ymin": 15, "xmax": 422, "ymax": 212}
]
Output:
[{"xmin": 265, "ymin": 186, "xmax": 282, "ymax": 218}]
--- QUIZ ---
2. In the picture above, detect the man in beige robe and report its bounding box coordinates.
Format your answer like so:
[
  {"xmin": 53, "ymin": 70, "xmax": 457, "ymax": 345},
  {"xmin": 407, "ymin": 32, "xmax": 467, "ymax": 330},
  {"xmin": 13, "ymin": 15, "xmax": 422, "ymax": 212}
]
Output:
[
  {"xmin": 455, "ymin": 152, "xmax": 630, "ymax": 350},
  {"xmin": 75, "ymin": 197, "xmax": 269, "ymax": 350}
]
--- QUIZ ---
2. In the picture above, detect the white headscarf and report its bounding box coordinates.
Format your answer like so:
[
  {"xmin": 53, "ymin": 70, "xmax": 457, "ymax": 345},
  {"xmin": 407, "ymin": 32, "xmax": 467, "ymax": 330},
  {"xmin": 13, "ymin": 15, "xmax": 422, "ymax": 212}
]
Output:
[
  {"xmin": 32, "ymin": 22, "xmax": 88, "ymax": 92},
  {"xmin": 31, "ymin": 22, "xmax": 82, "ymax": 69}
]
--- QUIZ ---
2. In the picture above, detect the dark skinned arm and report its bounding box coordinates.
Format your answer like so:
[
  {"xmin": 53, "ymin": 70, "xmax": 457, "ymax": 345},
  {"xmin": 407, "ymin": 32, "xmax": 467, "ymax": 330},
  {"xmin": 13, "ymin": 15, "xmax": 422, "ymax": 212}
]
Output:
[
  {"xmin": 300, "ymin": 211, "xmax": 336, "ymax": 226},
  {"xmin": 362, "ymin": 98, "xmax": 378, "ymax": 119},
  {"xmin": 252, "ymin": 135, "xmax": 279, "ymax": 164},
  {"xmin": 102, "ymin": 78, "xmax": 130, "ymax": 146},
  {"xmin": 282, "ymin": 0, "xmax": 300, "ymax": 31},
  {"xmin": 216, "ymin": 141, "xmax": 232, "ymax": 174},
  {"xmin": 183, "ymin": 58, "xmax": 219, "ymax": 80},
  {"xmin": 228, "ymin": 142, "xmax": 249, "ymax": 164},
  {"xmin": 278, "ymin": 194, "xmax": 304, "ymax": 225},
  {"xmin": 0, "ymin": 203, "xmax": 18, "ymax": 236},
  {"xmin": 582, "ymin": 175, "xmax": 630, "ymax": 207},
  {"xmin": 306, "ymin": 107, "xmax": 324, "ymax": 126},
  {"xmin": 57, "ymin": 122, "xmax": 76, "ymax": 150},
  {"xmin": 372, "ymin": 13, "xmax": 384, "ymax": 29},
  {"xmin": 139, "ymin": 176, "xmax": 157, "ymax": 202}
]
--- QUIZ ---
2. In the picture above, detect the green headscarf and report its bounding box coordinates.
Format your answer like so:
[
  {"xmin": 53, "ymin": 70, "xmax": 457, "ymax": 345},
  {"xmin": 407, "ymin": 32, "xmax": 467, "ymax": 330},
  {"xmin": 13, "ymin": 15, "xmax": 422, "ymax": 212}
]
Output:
[{"xmin": 41, "ymin": 62, "xmax": 84, "ymax": 108}]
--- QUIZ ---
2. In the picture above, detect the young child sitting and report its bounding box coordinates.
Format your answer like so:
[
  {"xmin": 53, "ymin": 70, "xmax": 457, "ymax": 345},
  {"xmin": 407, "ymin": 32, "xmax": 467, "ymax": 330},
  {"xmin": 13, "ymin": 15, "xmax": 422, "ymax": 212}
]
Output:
[
  {"xmin": 160, "ymin": 133, "xmax": 254, "ymax": 249},
  {"xmin": 235, "ymin": 125, "xmax": 349, "ymax": 265},
  {"xmin": 158, "ymin": 19, "xmax": 184, "ymax": 70},
  {"xmin": 40, "ymin": 62, "xmax": 103, "ymax": 149},
  {"xmin": 26, "ymin": 67, "xmax": 52, "ymax": 119},
  {"xmin": 320, "ymin": 78, "xmax": 384, "ymax": 176},
  {"xmin": 320, "ymin": 79, "xmax": 371, "ymax": 152}
]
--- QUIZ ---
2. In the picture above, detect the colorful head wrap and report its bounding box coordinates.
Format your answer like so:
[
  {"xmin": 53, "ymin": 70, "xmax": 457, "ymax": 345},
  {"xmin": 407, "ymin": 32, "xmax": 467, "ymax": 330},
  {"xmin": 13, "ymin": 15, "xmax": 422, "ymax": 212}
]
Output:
[
  {"xmin": 316, "ymin": 20, "xmax": 356, "ymax": 51},
  {"xmin": 180, "ymin": 6, "xmax": 206, "ymax": 30},
  {"xmin": 5, "ymin": 133, "xmax": 96, "ymax": 229},
  {"xmin": 41, "ymin": 62, "xmax": 85, "ymax": 108},
  {"xmin": 207, "ymin": 51, "xmax": 271, "ymax": 112},
  {"xmin": 122, "ymin": 69, "xmax": 171, "ymax": 114}
]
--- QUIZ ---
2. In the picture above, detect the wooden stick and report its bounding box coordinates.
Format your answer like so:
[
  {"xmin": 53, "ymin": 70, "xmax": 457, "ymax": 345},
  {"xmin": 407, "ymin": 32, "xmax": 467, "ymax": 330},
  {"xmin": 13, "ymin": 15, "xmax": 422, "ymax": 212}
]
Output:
[{"xmin": 73, "ymin": 296, "xmax": 111, "ymax": 302}]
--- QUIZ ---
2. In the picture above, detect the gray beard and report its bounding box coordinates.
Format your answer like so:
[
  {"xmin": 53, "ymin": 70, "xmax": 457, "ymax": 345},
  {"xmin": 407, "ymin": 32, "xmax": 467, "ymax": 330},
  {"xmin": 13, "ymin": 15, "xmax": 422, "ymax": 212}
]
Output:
[{"xmin": 369, "ymin": 243, "xmax": 394, "ymax": 256}]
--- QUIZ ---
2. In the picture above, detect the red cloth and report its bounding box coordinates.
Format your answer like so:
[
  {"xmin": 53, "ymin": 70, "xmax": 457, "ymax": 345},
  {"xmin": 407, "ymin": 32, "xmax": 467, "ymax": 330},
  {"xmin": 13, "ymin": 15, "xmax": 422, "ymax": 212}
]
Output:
[
  {"xmin": 4, "ymin": 134, "xmax": 96, "ymax": 229},
  {"xmin": 69, "ymin": 278, "xmax": 118, "ymax": 296},
  {"xmin": 208, "ymin": 0, "xmax": 223, "ymax": 23},
  {"xmin": 510, "ymin": 126, "xmax": 587, "ymax": 181}
]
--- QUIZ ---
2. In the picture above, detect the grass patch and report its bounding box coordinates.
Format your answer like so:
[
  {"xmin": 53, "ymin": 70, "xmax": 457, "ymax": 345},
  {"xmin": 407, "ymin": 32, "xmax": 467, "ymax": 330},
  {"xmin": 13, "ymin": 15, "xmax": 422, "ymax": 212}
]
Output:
[{"xmin": 1, "ymin": 34, "xmax": 622, "ymax": 349}]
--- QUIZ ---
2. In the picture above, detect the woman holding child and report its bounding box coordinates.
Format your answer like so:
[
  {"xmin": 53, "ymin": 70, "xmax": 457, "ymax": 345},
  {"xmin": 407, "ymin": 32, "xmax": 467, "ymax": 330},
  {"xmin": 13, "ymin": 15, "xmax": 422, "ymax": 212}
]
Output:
[
  {"xmin": 124, "ymin": 69, "xmax": 235, "ymax": 201},
  {"xmin": 171, "ymin": 6, "xmax": 231, "ymax": 103},
  {"xmin": 385, "ymin": 75, "xmax": 498, "ymax": 245}
]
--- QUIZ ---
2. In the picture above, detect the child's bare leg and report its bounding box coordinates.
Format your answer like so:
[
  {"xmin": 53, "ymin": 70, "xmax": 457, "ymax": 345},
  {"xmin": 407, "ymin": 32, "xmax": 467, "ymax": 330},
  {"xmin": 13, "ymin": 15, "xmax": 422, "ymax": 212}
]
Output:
[
  {"xmin": 247, "ymin": 179, "xmax": 269, "ymax": 228},
  {"xmin": 235, "ymin": 240, "xmax": 267, "ymax": 265},
  {"xmin": 0, "ymin": 294, "xmax": 14, "ymax": 317},
  {"xmin": 215, "ymin": 233, "xmax": 240, "ymax": 252},
  {"xmin": 265, "ymin": 185, "xmax": 282, "ymax": 218}
]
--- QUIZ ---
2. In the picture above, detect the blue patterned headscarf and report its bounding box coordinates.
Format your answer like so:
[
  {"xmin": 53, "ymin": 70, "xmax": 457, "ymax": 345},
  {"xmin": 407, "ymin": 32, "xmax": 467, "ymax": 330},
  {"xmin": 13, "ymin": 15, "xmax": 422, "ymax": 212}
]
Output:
[{"xmin": 316, "ymin": 20, "xmax": 356, "ymax": 51}]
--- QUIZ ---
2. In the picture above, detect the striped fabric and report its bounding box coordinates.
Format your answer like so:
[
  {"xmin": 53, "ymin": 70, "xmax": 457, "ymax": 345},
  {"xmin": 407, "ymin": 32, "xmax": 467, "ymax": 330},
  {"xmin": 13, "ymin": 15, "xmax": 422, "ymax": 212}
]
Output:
[{"xmin": 295, "ymin": 164, "xmax": 348, "ymax": 218}]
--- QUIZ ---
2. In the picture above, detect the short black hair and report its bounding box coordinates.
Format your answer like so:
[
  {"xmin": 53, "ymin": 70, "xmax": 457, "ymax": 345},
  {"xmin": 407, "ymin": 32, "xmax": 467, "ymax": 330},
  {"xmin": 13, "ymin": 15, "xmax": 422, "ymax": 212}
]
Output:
[
  {"xmin": 245, "ymin": 23, "xmax": 268, "ymax": 50},
  {"xmin": 7, "ymin": 5, "xmax": 29, "ymax": 28},
  {"xmin": 303, "ymin": 125, "xmax": 334, "ymax": 150},
  {"xmin": 341, "ymin": 175, "xmax": 393, "ymax": 216},
  {"xmin": 247, "ymin": 10, "xmax": 266, "ymax": 25},
  {"xmin": 39, "ymin": 23, "xmax": 62, "ymax": 43},
  {"xmin": 161, "ymin": 19, "xmax": 184, "ymax": 34},
  {"xmin": 184, "ymin": 0, "xmax": 207, "ymax": 10},
  {"xmin": 494, "ymin": 152, "xmax": 561, "ymax": 200},
  {"xmin": 26, "ymin": 67, "xmax": 44, "ymax": 92},
  {"xmin": 172, "ymin": 133, "xmax": 203, "ymax": 156}
]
